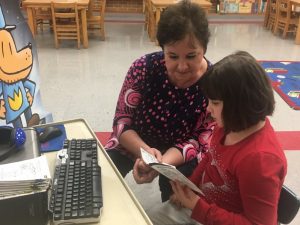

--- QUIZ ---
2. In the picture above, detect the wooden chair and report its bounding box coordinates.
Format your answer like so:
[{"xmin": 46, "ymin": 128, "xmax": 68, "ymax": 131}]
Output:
[
  {"xmin": 51, "ymin": 2, "xmax": 81, "ymax": 49},
  {"xmin": 20, "ymin": 1, "xmax": 51, "ymax": 34},
  {"xmin": 278, "ymin": 185, "xmax": 300, "ymax": 224},
  {"xmin": 145, "ymin": 0, "xmax": 156, "ymax": 42},
  {"xmin": 274, "ymin": 0, "xmax": 299, "ymax": 38},
  {"xmin": 87, "ymin": 0, "xmax": 106, "ymax": 41},
  {"xmin": 266, "ymin": 0, "xmax": 278, "ymax": 32},
  {"xmin": 34, "ymin": 7, "xmax": 52, "ymax": 33}
]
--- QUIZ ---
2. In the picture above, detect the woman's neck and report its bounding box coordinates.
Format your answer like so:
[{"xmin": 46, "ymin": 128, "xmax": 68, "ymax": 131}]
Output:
[
  {"xmin": 181, "ymin": 58, "xmax": 207, "ymax": 88},
  {"xmin": 198, "ymin": 58, "xmax": 208, "ymax": 78},
  {"xmin": 224, "ymin": 120, "xmax": 266, "ymax": 146},
  {"xmin": 173, "ymin": 58, "xmax": 208, "ymax": 89}
]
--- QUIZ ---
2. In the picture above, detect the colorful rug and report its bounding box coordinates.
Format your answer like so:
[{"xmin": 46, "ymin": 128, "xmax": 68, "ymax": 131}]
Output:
[
  {"xmin": 95, "ymin": 131, "xmax": 300, "ymax": 151},
  {"xmin": 260, "ymin": 61, "xmax": 300, "ymax": 110}
]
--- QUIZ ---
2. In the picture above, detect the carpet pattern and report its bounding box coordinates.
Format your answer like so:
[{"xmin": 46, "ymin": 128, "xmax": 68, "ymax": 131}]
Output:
[{"xmin": 260, "ymin": 61, "xmax": 300, "ymax": 110}]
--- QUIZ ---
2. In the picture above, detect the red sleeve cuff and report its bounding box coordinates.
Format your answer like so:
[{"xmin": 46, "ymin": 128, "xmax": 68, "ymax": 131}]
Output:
[{"xmin": 191, "ymin": 197, "xmax": 210, "ymax": 223}]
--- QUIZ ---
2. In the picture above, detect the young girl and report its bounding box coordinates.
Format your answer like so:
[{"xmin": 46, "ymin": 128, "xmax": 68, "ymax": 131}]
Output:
[{"xmin": 147, "ymin": 51, "xmax": 287, "ymax": 225}]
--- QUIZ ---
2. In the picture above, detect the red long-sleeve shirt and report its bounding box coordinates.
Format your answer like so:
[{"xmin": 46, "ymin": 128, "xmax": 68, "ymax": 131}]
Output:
[{"xmin": 189, "ymin": 118, "xmax": 287, "ymax": 225}]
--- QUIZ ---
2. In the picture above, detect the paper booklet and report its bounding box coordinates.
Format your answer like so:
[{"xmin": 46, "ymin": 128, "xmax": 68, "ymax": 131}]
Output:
[
  {"xmin": 0, "ymin": 155, "xmax": 51, "ymax": 199},
  {"xmin": 140, "ymin": 148, "xmax": 204, "ymax": 195}
]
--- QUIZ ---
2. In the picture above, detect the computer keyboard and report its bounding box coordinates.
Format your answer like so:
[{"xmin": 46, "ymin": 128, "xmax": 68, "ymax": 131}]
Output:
[{"xmin": 49, "ymin": 139, "xmax": 103, "ymax": 225}]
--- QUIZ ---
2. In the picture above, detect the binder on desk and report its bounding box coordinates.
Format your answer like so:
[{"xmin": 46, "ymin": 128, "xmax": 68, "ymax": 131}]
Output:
[{"xmin": 0, "ymin": 128, "xmax": 50, "ymax": 225}]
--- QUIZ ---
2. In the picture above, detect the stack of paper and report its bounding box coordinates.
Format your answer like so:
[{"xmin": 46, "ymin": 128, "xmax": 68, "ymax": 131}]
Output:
[{"xmin": 0, "ymin": 155, "xmax": 51, "ymax": 199}]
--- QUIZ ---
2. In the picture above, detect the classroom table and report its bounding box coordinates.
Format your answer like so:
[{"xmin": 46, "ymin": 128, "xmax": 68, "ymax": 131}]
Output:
[
  {"xmin": 22, "ymin": 0, "xmax": 90, "ymax": 48},
  {"xmin": 151, "ymin": 0, "xmax": 212, "ymax": 25},
  {"xmin": 36, "ymin": 118, "xmax": 153, "ymax": 225}
]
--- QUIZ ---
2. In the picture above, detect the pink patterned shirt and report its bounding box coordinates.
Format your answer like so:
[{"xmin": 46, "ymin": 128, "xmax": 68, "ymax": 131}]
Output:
[{"xmin": 105, "ymin": 51, "xmax": 214, "ymax": 162}]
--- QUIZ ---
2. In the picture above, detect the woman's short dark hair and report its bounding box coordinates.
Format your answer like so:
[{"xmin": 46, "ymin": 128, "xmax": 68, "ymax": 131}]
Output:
[
  {"xmin": 202, "ymin": 51, "xmax": 275, "ymax": 133},
  {"xmin": 156, "ymin": 0, "xmax": 210, "ymax": 52}
]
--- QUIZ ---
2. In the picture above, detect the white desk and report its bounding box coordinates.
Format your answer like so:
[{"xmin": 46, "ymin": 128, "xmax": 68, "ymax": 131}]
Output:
[{"xmin": 37, "ymin": 118, "xmax": 152, "ymax": 225}]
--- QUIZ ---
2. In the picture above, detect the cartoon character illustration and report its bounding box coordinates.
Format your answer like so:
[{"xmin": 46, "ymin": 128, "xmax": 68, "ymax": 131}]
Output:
[{"xmin": 0, "ymin": 5, "xmax": 40, "ymax": 127}]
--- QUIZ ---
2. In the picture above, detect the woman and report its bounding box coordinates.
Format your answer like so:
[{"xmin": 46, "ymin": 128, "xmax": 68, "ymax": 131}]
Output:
[
  {"xmin": 148, "ymin": 51, "xmax": 287, "ymax": 225},
  {"xmin": 105, "ymin": 0, "xmax": 214, "ymax": 201}
]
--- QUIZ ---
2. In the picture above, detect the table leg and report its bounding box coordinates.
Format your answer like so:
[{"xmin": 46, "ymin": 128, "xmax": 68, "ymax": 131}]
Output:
[
  {"xmin": 81, "ymin": 9, "xmax": 88, "ymax": 48},
  {"xmin": 263, "ymin": 0, "xmax": 270, "ymax": 27},
  {"xmin": 204, "ymin": 7, "xmax": 209, "ymax": 14},
  {"xmin": 155, "ymin": 9, "xmax": 161, "ymax": 25},
  {"xmin": 26, "ymin": 8, "xmax": 36, "ymax": 37},
  {"xmin": 295, "ymin": 17, "xmax": 300, "ymax": 45}
]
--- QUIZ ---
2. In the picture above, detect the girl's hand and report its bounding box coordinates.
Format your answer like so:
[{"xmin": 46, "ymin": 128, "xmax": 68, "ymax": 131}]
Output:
[
  {"xmin": 169, "ymin": 194, "xmax": 183, "ymax": 209},
  {"xmin": 170, "ymin": 180, "xmax": 200, "ymax": 210},
  {"xmin": 133, "ymin": 158, "xmax": 158, "ymax": 184}
]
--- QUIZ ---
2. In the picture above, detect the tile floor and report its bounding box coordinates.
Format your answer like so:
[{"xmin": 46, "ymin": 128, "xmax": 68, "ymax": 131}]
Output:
[{"xmin": 35, "ymin": 14, "xmax": 300, "ymax": 224}]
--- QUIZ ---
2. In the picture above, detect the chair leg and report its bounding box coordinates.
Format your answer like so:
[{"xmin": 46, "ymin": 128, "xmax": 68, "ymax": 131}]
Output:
[
  {"xmin": 274, "ymin": 21, "xmax": 279, "ymax": 35},
  {"xmin": 100, "ymin": 28, "xmax": 105, "ymax": 41},
  {"xmin": 40, "ymin": 21, "xmax": 44, "ymax": 32},
  {"xmin": 267, "ymin": 17, "xmax": 273, "ymax": 30},
  {"xmin": 54, "ymin": 35, "xmax": 59, "ymax": 48},
  {"xmin": 144, "ymin": 11, "xmax": 148, "ymax": 31},
  {"xmin": 264, "ymin": 14, "xmax": 270, "ymax": 27},
  {"xmin": 149, "ymin": 23, "xmax": 156, "ymax": 42},
  {"xmin": 282, "ymin": 24, "xmax": 288, "ymax": 38},
  {"xmin": 271, "ymin": 21, "xmax": 276, "ymax": 33},
  {"xmin": 77, "ymin": 33, "xmax": 81, "ymax": 49}
]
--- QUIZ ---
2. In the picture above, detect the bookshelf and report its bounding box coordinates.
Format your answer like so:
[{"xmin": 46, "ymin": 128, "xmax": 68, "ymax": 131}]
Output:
[
  {"xmin": 216, "ymin": 0, "xmax": 267, "ymax": 14},
  {"xmin": 104, "ymin": 0, "xmax": 266, "ymax": 15}
]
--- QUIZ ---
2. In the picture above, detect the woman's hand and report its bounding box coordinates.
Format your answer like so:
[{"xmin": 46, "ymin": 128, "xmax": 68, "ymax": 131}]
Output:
[
  {"xmin": 144, "ymin": 147, "xmax": 163, "ymax": 162},
  {"xmin": 133, "ymin": 158, "xmax": 158, "ymax": 184},
  {"xmin": 170, "ymin": 180, "xmax": 200, "ymax": 210}
]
